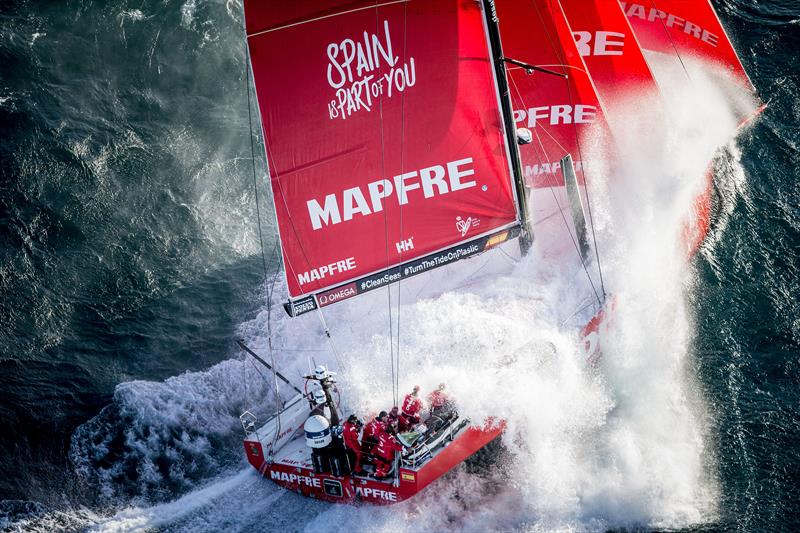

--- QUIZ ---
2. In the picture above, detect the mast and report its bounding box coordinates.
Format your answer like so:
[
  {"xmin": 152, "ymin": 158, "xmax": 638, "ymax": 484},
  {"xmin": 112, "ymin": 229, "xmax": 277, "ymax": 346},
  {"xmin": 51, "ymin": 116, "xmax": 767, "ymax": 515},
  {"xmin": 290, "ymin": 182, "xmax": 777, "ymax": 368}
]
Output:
[{"xmin": 482, "ymin": 0, "xmax": 533, "ymax": 254}]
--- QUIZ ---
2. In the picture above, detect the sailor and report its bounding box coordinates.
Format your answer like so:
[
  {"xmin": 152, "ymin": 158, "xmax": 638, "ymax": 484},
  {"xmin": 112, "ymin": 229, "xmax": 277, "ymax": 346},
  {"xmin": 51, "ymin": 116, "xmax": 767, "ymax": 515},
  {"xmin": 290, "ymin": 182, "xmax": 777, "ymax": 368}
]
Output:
[
  {"xmin": 342, "ymin": 414, "xmax": 364, "ymax": 474},
  {"xmin": 373, "ymin": 427, "xmax": 405, "ymax": 479},
  {"xmin": 428, "ymin": 382, "xmax": 450, "ymax": 417},
  {"xmin": 387, "ymin": 406, "xmax": 401, "ymax": 432},
  {"xmin": 361, "ymin": 411, "xmax": 389, "ymax": 457},
  {"xmin": 401, "ymin": 385, "xmax": 423, "ymax": 427}
]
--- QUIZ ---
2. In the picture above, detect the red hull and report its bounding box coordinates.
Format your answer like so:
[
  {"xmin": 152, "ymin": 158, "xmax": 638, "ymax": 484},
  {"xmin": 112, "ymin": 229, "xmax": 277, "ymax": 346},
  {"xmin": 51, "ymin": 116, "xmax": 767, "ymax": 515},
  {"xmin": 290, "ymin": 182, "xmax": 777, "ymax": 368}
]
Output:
[
  {"xmin": 244, "ymin": 422, "xmax": 503, "ymax": 504},
  {"xmin": 683, "ymin": 103, "xmax": 766, "ymax": 257}
]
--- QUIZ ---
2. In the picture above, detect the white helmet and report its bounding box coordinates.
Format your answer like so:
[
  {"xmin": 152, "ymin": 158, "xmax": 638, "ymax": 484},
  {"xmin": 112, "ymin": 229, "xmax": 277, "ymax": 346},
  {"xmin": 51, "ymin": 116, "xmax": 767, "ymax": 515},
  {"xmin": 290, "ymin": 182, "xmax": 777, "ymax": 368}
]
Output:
[
  {"xmin": 304, "ymin": 415, "xmax": 331, "ymax": 448},
  {"xmin": 314, "ymin": 365, "xmax": 329, "ymax": 380},
  {"xmin": 312, "ymin": 389, "xmax": 327, "ymax": 405}
]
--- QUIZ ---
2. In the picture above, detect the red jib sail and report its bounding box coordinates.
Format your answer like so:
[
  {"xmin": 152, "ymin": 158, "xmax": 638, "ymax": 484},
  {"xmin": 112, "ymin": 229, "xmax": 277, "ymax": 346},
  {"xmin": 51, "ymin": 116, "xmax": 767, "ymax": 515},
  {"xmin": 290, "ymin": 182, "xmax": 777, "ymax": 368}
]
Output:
[
  {"xmin": 245, "ymin": 1, "xmax": 520, "ymax": 312},
  {"xmin": 619, "ymin": 0, "xmax": 755, "ymax": 93},
  {"xmin": 560, "ymin": 0, "xmax": 661, "ymax": 115},
  {"xmin": 495, "ymin": 0, "xmax": 610, "ymax": 189}
]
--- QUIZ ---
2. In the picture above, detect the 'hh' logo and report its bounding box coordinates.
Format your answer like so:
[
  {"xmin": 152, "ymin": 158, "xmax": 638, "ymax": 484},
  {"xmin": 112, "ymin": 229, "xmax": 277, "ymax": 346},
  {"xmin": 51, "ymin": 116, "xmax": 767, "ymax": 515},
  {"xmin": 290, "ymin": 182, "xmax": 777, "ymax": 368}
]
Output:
[{"xmin": 456, "ymin": 216, "xmax": 480, "ymax": 237}]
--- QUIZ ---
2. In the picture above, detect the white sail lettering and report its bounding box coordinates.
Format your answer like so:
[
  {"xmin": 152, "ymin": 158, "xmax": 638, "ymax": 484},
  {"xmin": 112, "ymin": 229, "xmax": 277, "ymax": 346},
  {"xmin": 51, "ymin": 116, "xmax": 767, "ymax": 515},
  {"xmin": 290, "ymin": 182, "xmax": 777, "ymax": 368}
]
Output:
[
  {"xmin": 621, "ymin": 3, "xmax": 719, "ymax": 46},
  {"xmin": 551, "ymin": 105, "xmax": 572, "ymax": 125},
  {"xmin": 393, "ymin": 171, "xmax": 420, "ymax": 205},
  {"xmin": 447, "ymin": 158, "xmax": 476, "ymax": 191},
  {"xmin": 573, "ymin": 31, "xmax": 592, "ymax": 56},
  {"xmin": 326, "ymin": 44, "xmax": 347, "ymax": 89},
  {"xmin": 362, "ymin": 31, "xmax": 375, "ymax": 70},
  {"xmin": 326, "ymin": 20, "xmax": 415, "ymax": 120},
  {"xmin": 516, "ymin": 105, "xmax": 597, "ymax": 127},
  {"xmin": 372, "ymin": 20, "xmax": 397, "ymax": 69},
  {"xmin": 420, "ymin": 165, "xmax": 448, "ymax": 198},
  {"xmin": 368, "ymin": 179, "xmax": 393, "ymax": 212},
  {"xmin": 574, "ymin": 104, "xmax": 596, "ymax": 124},
  {"xmin": 594, "ymin": 31, "xmax": 625, "ymax": 56},
  {"xmin": 308, "ymin": 194, "xmax": 342, "ymax": 230},
  {"xmin": 298, "ymin": 257, "xmax": 357, "ymax": 286},
  {"xmin": 343, "ymin": 187, "xmax": 371, "ymax": 220},
  {"xmin": 305, "ymin": 157, "xmax": 478, "ymax": 229}
]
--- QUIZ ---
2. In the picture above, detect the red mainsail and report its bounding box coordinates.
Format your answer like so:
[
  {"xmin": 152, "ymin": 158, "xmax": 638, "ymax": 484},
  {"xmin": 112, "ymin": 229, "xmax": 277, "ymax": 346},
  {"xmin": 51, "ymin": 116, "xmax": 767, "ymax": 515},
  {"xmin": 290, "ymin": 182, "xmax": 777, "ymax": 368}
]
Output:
[{"xmin": 246, "ymin": 1, "xmax": 521, "ymax": 307}]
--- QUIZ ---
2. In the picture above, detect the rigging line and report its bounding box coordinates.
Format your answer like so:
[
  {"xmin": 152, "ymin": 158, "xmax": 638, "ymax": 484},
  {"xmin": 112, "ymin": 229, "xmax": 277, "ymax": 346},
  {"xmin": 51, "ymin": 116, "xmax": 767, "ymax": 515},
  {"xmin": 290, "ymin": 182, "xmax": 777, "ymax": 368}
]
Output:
[
  {"xmin": 554, "ymin": 52, "xmax": 606, "ymax": 299},
  {"xmin": 394, "ymin": 1, "xmax": 409, "ymax": 406},
  {"xmin": 649, "ymin": 0, "xmax": 690, "ymax": 81},
  {"xmin": 508, "ymin": 73, "xmax": 602, "ymax": 306},
  {"xmin": 373, "ymin": 7, "xmax": 396, "ymax": 408},
  {"xmin": 244, "ymin": 43, "xmax": 285, "ymax": 421},
  {"xmin": 245, "ymin": 30, "xmax": 345, "ymax": 373},
  {"xmin": 261, "ymin": 136, "xmax": 346, "ymax": 371},
  {"xmin": 540, "ymin": 0, "xmax": 606, "ymax": 301},
  {"xmin": 245, "ymin": 50, "xmax": 271, "ymax": 312},
  {"xmin": 254, "ymin": 72, "xmax": 346, "ymax": 372}
]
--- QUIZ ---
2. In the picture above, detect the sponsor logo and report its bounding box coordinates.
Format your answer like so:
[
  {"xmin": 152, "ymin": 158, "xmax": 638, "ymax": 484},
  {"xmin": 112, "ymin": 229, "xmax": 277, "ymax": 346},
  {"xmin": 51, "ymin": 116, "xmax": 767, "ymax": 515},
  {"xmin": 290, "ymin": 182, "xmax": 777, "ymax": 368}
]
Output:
[
  {"xmin": 326, "ymin": 20, "xmax": 416, "ymax": 120},
  {"xmin": 573, "ymin": 31, "xmax": 626, "ymax": 57},
  {"xmin": 524, "ymin": 159, "xmax": 583, "ymax": 178},
  {"xmin": 455, "ymin": 216, "xmax": 480, "ymax": 237},
  {"xmin": 291, "ymin": 298, "xmax": 316, "ymax": 315},
  {"xmin": 306, "ymin": 157, "xmax": 477, "ymax": 230},
  {"xmin": 270, "ymin": 470, "xmax": 322, "ymax": 488},
  {"xmin": 318, "ymin": 283, "xmax": 357, "ymax": 306},
  {"xmin": 355, "ymin": 486, "xmax": 398, "ymax": 501},
  {"xmin": 395, "ymin": 237, "xmax": 414, "ymax": 253},
  {"xmin": 275, "ymin": 426, "xmax": 294, "ymax": 441},
  {"xmin": 620, "ymin": 2, "xmax": 719, "ymax": 47},
  {"xmin": 247, "ymin": 442, "xmax": 261, "ymax": 457},
  {"xmin": 298, "ymin": 257, "xmax": 357, "ymax": 285},
  {"xmin": 513, "ymin": 105, "xmax": 596, "ymax": 128}
]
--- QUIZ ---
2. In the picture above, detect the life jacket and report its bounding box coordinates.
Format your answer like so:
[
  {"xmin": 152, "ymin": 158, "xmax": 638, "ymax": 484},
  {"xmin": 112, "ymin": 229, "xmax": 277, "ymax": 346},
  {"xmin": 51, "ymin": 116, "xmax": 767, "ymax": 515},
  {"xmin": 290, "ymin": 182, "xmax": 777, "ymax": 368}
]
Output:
[
  {"xmin": 429, "ymin": 390, "xmax": 447, "ymax": 408},
  {"xmin": 401, "ymin": 394, "xmax": 422, "ymax": 417},
  {"xmin": 342, "ymin": 421, "xmax": 361, "ymax": 450},
  {"xmin": 374, "ymin": 433, "xmax": 403, "ymax": 462},
  {"xmin": 363, "ymin": 418, "xmax": 386, "ymax": 441}
]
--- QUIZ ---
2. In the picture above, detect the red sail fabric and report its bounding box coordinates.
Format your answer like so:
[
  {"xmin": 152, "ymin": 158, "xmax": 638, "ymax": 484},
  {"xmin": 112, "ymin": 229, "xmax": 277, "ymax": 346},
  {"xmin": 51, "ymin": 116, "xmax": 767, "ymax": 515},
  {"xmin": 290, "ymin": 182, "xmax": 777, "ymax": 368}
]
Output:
[
  {"xmin": 560, "ymin": 0, "xmax": 660, "ymax": 115},
  {"xmin": 495, "ymin": 0, "xmax": 611, "ymax": 189},
  {"xmin": 246, "ymin": 0, "xmax": 519, "ymax": 298},
  {"xmin": 619, "ymin": 0, "xmax": 755, "ymax": 93}
]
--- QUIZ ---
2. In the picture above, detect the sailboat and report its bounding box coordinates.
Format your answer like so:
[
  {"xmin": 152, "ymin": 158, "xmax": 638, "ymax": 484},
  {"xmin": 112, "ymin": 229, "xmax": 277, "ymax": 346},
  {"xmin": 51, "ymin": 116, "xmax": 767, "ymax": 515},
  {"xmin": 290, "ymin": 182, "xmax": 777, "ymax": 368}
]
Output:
[{"xmin": 236, "ymin": 0, "xmax": 760, "ymax": 505}]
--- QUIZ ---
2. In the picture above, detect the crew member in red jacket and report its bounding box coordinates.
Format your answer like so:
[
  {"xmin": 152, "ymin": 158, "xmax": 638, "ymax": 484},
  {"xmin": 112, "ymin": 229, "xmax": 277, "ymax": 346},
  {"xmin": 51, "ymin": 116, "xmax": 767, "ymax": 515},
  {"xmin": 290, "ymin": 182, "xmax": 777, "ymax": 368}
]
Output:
[
  {"xmin": 428, "ymin": 382, "xmax": 450, "ymax": 417},
  {"xmin": 361, "ymin": 411, "xmax": 388, "ymax": 458},
  {"xmin": 386, "ymin": 406, "xmax": 401, "ymax": 432},
  {"xmin": 373, "ymin": 427, "xmax": 405, "ymax": 478},
  {"xmin": 342, "ymin": 414, "xmax": 363, "ymax": 474},
  {"xmin": 401, "ymin": 385, "xmax": 423, "ymax": 428}
]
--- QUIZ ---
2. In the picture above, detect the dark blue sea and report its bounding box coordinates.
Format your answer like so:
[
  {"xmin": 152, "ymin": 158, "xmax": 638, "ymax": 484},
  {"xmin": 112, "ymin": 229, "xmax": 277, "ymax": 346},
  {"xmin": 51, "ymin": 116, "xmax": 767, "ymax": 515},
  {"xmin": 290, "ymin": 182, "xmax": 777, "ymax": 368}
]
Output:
[{"xmin": 1, "ymin": 1, "xmax": 798, "ymax": 531}]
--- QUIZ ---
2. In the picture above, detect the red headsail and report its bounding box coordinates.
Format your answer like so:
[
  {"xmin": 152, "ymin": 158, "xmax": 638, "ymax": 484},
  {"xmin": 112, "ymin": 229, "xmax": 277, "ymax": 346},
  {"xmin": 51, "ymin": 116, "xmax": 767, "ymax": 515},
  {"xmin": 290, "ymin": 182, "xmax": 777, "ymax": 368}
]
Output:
[
  {"xmin": 619, "ymin": 0, "xmax": 755, "ymax": 93},
  {"xmin": 245, "ymin": 1, "xmax": 521, "ymax": 306},
  {"xmin": 560, "ymin": 0, "xmax": 660, "ymax": 115},
  {"xmin": 495, "ymin": 0, "xmax": 610, "ymax": 189}
]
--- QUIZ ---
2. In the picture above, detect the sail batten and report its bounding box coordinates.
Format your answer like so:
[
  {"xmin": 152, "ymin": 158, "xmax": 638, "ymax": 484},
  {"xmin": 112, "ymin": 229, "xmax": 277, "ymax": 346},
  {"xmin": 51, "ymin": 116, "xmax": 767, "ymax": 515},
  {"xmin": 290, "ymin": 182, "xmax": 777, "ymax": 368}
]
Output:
[{"xmin": 246, "ymin": 0, "xmax": 523, "ymax": 306}]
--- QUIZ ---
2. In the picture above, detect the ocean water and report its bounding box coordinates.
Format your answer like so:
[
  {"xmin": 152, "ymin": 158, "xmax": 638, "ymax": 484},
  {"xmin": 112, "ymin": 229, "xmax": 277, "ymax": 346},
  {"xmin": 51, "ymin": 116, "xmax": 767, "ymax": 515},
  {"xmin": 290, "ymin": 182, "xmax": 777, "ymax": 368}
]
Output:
[{"xmin": 1, "ymin": 1, "xmax": 798, "ymax": 532}]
